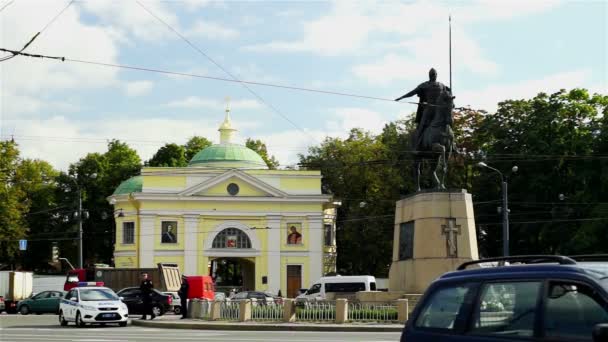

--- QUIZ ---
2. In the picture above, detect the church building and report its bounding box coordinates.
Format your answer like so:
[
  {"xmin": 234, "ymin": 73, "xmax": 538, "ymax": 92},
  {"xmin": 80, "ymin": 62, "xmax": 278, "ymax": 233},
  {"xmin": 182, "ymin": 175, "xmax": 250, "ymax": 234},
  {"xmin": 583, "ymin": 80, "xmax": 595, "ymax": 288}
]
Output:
[{"xmin": 108, "ymin": 107, "xmax": 337, "ymax": 297}]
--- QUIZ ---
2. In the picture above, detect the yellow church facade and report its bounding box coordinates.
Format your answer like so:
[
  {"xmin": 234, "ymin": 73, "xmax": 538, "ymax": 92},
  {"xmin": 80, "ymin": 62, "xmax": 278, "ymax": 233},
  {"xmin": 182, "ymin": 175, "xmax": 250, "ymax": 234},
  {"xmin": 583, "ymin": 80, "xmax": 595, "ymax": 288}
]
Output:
[{"xmin": 108, "ymin": 110, "xmax": 337, "ymax": 297}]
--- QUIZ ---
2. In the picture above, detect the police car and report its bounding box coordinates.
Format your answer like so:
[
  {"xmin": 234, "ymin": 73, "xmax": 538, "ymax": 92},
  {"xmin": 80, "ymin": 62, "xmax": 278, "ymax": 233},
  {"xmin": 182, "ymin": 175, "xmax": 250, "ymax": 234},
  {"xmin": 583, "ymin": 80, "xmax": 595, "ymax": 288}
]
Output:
[{"xmin": 58, "ymin": 282, "xmax": 129, "ymax": 327}]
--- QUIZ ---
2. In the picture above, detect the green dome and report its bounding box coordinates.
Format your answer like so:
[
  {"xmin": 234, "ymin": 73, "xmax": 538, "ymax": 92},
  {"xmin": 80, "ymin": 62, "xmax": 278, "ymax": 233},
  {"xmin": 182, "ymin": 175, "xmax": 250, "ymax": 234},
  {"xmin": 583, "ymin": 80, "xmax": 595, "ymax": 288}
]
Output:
[
  {"xmin": 113, "ymin": 176, "xmax": 143, "ymax": 195},
  {"xmin": 189, "ymin": 143, "xmax": 268, "ymax": 169}
]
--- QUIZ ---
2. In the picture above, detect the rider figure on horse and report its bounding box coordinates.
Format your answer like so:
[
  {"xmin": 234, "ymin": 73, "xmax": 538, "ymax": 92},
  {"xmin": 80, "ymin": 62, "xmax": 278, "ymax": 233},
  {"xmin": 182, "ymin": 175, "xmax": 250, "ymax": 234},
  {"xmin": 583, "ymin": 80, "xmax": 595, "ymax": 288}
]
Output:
[
  {"xmin": 394, "ymin": 68, "xmax": 452, "ymax": 151},
  {"xmin": 395, "ymin": 68, "xmax": 456, "ymax": 191}
]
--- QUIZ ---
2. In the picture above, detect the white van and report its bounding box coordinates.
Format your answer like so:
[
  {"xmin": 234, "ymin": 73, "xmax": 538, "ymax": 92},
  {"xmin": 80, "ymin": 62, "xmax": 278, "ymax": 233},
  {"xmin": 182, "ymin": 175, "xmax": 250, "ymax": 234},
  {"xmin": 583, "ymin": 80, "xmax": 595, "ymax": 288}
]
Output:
[{"xmin": 296, "ymin": 275, "xmax": 376, "ymax": 301}]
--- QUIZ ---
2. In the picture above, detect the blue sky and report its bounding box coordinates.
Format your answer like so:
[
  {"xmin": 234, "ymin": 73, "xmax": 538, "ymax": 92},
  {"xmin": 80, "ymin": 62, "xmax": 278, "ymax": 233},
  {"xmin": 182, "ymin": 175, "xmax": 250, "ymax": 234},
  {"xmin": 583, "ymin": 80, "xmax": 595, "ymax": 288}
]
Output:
[{"xmin": 1, "ymin": 0, "xmax": 606, "ymax": 170}]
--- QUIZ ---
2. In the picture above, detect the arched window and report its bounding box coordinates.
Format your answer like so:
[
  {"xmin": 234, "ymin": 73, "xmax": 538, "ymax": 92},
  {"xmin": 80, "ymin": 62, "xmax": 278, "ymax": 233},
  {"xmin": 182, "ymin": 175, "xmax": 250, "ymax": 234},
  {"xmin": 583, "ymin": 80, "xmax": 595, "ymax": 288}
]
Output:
[{"xmin": 212, "ymin": 228, "xmax": 252, "ymax": 249}]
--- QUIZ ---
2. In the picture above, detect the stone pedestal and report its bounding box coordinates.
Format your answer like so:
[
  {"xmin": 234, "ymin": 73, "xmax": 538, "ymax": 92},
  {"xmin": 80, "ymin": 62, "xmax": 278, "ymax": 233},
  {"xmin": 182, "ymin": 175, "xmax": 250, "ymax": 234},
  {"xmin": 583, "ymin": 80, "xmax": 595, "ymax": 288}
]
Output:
[{"xmin": 389, "ymin": 190, "xmax": 478, "ymax": 294}]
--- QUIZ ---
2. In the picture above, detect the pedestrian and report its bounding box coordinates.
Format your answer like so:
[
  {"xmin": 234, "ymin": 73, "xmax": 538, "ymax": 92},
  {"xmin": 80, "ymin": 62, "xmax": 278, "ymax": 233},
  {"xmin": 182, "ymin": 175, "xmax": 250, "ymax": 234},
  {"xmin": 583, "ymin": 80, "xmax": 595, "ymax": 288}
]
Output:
[
  {"xmin": 140, "ymin": 273, "xmax": 155, "ymax": 320},
  {"xmin": 178, "ymin": 275, "xmax": 189, "ymax": 319}
]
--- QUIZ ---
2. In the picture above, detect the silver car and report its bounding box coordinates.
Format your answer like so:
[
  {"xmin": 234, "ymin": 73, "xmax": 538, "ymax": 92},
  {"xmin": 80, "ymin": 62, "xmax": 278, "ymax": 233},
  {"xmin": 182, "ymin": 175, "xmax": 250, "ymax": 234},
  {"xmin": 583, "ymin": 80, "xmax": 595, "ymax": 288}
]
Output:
[{"xmin": 163, "ymin": 292, "xmax": 182, "ymax": 315}]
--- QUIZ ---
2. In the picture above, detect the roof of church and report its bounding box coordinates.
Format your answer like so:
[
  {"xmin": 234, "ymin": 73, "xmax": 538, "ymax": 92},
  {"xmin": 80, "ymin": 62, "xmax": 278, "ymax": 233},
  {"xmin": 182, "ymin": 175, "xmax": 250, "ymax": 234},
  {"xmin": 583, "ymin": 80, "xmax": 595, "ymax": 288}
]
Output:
[
  {"xmin": 113, "ymin": 176, "xmax": 143, "ymax": 195},
  {"xmin": 188, "ymin": 143, "xmax": 268, "ymax": 168}
]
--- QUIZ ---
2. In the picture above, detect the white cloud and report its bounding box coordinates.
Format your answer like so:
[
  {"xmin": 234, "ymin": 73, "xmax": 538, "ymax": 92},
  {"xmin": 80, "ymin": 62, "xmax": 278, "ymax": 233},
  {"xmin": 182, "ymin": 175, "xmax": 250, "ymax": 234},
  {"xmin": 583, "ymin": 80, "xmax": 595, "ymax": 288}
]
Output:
[
  {"xmin": 165, "ymin": 96, "xmax": 262, "ymax": 110},
  {"xmin": 326, "ymin": 108, "xmax": 388, "ymax": 134},
  {"xmin": 458, "ymin": 70, "xmax": 595, "ymax": 112},
  {"xmin": 125, "ymin": 80, "xmax": 154, "ymax": 97},
  {"xmin": 188, "ymin": 20, "xmax": 239, "ymax": 40}
]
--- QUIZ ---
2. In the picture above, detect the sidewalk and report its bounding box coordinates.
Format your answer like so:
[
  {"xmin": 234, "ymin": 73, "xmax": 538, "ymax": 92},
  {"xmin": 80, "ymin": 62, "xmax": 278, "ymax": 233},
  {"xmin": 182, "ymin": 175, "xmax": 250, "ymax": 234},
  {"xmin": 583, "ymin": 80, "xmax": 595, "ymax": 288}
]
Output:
[{"xmin": 132, "ymin": 316, "xmax": 404, "ymax": 332}]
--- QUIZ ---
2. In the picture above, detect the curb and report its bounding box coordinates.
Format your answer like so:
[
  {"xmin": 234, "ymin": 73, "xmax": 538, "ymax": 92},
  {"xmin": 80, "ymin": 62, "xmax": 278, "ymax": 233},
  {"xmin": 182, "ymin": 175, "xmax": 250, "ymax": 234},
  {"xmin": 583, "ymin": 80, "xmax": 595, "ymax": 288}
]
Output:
[{"xmin": 132, "ymin": 319, "xmax": 404, "ymax": 332}]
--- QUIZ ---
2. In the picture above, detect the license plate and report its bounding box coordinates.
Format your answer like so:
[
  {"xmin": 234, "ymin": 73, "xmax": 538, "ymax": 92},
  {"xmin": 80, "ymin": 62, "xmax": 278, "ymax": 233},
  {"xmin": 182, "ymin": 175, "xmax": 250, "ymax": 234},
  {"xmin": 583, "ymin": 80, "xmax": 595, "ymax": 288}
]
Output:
[{"xmin": 102, "ymin": 313, "xmax": 114, "ymax": 318}]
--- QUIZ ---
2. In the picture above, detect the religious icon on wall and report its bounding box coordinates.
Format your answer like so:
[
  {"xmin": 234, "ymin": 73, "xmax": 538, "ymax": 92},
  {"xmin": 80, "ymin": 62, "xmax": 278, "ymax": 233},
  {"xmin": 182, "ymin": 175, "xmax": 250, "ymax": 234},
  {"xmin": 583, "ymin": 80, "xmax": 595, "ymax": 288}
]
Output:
[
  {"xmin": 226, "ymin": 235, "xmax": 237, "ymax": 248},
  {"xmin": 287, "ymin": 223, "xmax": 303, "ymax": 245},
  {"xmin": 161, "ymin": 221, "xmax": 178, "ymax": 243}
]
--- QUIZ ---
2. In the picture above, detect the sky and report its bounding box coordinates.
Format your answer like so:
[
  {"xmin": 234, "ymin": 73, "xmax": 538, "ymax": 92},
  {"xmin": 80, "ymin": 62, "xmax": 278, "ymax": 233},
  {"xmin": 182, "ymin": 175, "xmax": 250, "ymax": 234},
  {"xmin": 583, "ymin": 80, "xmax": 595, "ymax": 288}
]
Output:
[{"xmin": 0, "ymin": 0, "xmax": 606, "ymax": 170}]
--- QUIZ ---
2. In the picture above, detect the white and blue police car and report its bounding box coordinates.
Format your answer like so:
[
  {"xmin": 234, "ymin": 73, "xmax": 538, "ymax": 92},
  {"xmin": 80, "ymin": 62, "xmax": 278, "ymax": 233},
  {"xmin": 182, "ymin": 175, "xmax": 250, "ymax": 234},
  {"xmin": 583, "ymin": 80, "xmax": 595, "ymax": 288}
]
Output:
[{"xmin": 59, "ymin": 282, "xmax": 129, "ymax": 327}]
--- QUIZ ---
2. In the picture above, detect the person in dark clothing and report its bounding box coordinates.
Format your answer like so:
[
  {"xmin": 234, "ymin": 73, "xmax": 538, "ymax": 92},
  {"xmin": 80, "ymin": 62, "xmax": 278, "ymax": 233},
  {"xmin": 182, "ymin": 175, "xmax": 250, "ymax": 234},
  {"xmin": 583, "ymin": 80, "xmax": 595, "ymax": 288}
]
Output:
[
  {"xmin": 140, "ymin": 273, "xmax": 155, "ymax": 320},
  {"xmin": 178, "ymin": 276, "xmax": 189, "ymax": 319}
]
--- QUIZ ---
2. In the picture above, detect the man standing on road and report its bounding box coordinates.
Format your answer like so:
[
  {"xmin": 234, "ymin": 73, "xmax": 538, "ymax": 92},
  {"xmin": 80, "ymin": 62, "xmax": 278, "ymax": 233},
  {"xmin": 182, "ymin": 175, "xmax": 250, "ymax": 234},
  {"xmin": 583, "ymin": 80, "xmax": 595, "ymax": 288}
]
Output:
[
  {"xmin": 140, "ymin": 273, "xmax": 155, "ymax": 320},
  {"xmin": 178, "ymin": 276, "xmax": 189, "ymax": 319}
]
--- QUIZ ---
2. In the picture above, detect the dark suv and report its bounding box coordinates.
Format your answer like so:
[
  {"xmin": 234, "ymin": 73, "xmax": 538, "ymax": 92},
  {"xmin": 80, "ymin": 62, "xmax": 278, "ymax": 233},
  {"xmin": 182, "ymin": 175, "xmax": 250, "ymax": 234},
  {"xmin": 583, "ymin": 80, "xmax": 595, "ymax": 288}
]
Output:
[
  {"xmin": 402, "ymin": 255, "xmax": 608, "ymax": 342},
  {"xmin": 116, "ymin": 287, "xmax": 172, "ymax": 317}
]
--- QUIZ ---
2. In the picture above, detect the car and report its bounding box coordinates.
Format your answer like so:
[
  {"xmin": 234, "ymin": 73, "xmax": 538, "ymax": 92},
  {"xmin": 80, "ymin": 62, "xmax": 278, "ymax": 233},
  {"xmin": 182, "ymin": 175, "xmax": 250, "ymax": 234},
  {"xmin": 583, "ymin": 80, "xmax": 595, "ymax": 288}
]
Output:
[
  {"xmin": 17, "ymin": 291, "xmax": 65, "ymax": 315},
  {"xmin": 116, "ymin": 287, "xmax": 172, "ymax": 316},
  {"xmin": 59, "ymin": 286, "xmax": 128, "ymax": 327},
  {"xmin": 229, "ymin": 291, "xmax": 282, "ymax": 305},
  {"xmin": 163, "ymin": 292, "xmax": 182, "ymax": 315},
  {"xmin": 401, "ymin": 255, "xmax": 608, "ymax": 342},
  {"xmin": 0, "ymin": 296, "xmax": 5, "ymax": 313}
]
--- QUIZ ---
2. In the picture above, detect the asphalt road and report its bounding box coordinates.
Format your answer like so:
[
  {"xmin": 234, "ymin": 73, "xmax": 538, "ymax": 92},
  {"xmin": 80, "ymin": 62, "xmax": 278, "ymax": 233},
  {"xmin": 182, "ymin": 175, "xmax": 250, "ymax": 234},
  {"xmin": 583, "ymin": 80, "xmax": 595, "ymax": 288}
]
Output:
[{"xmin": 0, "ymin": 314, "xmax": 401, "ymax": 342}]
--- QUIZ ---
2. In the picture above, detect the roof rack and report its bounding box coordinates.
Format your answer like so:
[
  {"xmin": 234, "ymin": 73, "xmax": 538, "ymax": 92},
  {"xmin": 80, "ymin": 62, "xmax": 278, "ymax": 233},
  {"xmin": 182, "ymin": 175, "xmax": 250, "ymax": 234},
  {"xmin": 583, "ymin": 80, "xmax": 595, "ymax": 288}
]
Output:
[
  {"xmin": 457, "ymin": 255, "xmax": 577, "ymax": 271},
  {"xmin": 569, "ymin": 255, "xmax": 608, "ymax": 262}
]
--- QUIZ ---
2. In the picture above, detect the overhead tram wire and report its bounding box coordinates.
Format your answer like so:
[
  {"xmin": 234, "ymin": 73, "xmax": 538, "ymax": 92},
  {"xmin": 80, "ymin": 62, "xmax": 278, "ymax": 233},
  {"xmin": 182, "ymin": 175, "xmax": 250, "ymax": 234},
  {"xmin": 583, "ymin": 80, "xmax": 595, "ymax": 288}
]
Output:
[
  {"xmin": 134, "ymin": 1, "xmax": 322, "ymax": 144},
  {"xmin": 0, "ymin": 0, "xmax": 14, "ymax": 13},
  {"xmin": 0, "ymin": 0, "xmax": 73, "ymax": 62}
]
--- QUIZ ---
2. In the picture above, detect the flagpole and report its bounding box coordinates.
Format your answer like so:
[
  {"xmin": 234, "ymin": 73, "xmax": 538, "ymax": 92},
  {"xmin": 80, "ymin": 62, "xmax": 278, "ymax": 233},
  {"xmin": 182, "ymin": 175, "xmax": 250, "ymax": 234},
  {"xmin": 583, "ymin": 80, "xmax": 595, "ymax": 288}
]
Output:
[{"xmin": 449, "ymin": 15, "xmax": 452, "ymax": 91}]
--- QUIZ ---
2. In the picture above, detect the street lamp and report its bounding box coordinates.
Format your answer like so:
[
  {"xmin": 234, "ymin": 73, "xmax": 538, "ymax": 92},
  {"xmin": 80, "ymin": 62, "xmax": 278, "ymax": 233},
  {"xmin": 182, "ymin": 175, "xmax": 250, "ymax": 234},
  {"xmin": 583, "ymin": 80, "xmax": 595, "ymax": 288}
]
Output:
[
  {"xmin": 68, "ymin": 172, "xmax": 97, "ymax": 269},
  {"xmin": 477, "ymin": 162, "xmax": 518, "ymax": 257}
]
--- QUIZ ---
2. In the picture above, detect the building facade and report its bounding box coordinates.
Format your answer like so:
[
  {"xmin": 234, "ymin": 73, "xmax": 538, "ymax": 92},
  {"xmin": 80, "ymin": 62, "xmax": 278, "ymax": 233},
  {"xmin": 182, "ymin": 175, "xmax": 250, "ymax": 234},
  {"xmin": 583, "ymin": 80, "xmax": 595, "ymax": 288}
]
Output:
[{"xmin": 108, "ymin": 110, "xmax": 337, "ymax": 297}]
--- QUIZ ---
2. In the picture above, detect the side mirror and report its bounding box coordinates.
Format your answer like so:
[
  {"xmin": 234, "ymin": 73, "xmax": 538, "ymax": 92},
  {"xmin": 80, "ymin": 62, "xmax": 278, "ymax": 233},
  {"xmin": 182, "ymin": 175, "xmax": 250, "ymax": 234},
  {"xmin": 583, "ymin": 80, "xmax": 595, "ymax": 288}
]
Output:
[
  {"xmin": 593, "ymin": 323, "xmax": 608, "ymax": 342},
  {"xmin": 119, "ymin": 297, "xmax": 124, "ymax": 301}
]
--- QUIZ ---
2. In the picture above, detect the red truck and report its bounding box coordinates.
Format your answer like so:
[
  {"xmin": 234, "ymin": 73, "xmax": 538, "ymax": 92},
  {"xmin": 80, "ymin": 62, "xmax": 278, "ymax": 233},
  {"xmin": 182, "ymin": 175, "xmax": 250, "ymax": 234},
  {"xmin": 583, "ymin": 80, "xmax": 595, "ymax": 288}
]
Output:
[{"xmin": 64, "ymin": 263, "xmax": 181, "ymax": 293}]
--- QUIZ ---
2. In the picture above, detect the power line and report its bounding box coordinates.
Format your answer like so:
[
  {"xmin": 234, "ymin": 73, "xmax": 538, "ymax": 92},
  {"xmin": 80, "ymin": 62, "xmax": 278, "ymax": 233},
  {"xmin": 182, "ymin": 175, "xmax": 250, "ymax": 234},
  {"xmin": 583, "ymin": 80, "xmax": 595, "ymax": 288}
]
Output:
[
  {"xmin": 135, "ymin": 0, "xmax": 320, "ymax": 144},
  {"xmin": 0, "ymin": 0, "xmax": 14, "ymax": 13}
]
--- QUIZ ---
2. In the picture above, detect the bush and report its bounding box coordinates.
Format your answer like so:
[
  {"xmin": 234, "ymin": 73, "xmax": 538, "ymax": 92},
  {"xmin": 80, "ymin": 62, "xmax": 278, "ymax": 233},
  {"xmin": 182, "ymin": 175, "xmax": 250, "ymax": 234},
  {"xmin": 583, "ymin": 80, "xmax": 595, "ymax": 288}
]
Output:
[{"xmin": 349, "ymin": 308, "xmax": 398, "ymax": 321}]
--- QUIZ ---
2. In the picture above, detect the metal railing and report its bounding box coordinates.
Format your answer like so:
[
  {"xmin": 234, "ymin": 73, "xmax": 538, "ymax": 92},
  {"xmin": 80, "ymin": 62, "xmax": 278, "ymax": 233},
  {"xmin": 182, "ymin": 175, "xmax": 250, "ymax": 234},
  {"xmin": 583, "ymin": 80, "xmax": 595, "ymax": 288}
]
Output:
[
  {"xmin": 296, "ymin": 301, "xmax": 336, "ymax": 322},
  {"xmin": 219, "ymin": 300, "xmax": 240, "ymax": 321},
  {"xmin": 347, "ymin": 302, "xmax": 398, "ymax": 322},
  {"xmin": 251, "ymin": 299, "xmax": 284, "ymax": 321}
]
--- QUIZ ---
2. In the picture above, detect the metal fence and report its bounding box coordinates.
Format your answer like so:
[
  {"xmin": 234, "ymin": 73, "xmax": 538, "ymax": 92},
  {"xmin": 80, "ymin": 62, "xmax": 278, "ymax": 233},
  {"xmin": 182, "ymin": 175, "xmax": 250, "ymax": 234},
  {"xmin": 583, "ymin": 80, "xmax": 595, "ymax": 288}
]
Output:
[
  {"xmin": 296, "ymin": 301, "xmax": 336, "ymax": 322},
  {"xmin": 251, "ymin": 299, "xmax": 284, "ymax": 321},
  {"xmin": 347, "ymin": 302, "xmax": 398, "ymax": 322},
  {"xmin": 219, "ymin": 300, "xmax": 240, "ymax": 321}
]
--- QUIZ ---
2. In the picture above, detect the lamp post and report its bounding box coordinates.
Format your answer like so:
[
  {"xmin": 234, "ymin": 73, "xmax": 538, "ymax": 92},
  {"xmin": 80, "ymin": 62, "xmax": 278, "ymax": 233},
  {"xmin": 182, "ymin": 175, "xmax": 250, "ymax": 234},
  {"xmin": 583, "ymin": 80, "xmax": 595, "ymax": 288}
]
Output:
[
  {"xmin": 68, "ymin": 172, "xmax": 97, "ymax": 269},
  {"xmin": 477, "ymin": 162, "xmax": 518, "ymax": 257}
]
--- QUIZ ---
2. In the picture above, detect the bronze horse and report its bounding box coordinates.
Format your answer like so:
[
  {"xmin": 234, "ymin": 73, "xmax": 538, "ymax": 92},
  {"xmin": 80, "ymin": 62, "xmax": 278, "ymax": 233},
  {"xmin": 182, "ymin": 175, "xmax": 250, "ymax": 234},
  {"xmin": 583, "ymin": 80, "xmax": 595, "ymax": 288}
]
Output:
[{"xmin": 412, "ymin": 89, "xmax": 456, "ymax": 191}]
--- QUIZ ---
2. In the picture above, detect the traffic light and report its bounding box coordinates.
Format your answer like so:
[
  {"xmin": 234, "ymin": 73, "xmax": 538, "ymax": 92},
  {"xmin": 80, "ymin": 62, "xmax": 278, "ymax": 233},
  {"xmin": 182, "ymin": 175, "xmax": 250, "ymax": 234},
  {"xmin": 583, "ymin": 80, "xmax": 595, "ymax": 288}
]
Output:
[{"xmin": 51, "ymin": 243, "xmax": 59, "ymax": 263}]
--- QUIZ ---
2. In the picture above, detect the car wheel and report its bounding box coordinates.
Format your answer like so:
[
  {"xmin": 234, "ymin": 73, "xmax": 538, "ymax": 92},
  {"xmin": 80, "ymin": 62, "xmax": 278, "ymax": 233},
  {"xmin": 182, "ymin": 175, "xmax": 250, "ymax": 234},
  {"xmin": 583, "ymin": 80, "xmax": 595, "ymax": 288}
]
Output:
[
  {"xmin": 76, "ymin": 311, "xmax": 86, "ymax": 328},
  {"xmin": 59, "ymin": 311, "xmax": 68, "ymax": 326},
  {"xmin": 174, "ymin": 306, "xmax": 181, "ymax": 315},
  {"xmin": 19, "ymin": 305, "xmax": 30, "ymax": 315},
  {"xmin": 119, "ymin": 321, "xmax": 127, "ymax": 327},
  {"xmin": 152, "ymin": 305, "xmax": 162, "ymax": 317}
]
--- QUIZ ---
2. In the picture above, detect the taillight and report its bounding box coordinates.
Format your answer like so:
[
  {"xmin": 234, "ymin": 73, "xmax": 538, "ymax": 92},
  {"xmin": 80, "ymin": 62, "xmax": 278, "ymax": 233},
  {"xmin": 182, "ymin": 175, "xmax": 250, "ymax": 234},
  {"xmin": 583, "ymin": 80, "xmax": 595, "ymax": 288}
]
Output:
[
  {"xmin": 0, "ymin": 296, "xmax": 4, "ymax": 302},
  {"xmin": 167, "ymin": 296, "xmax": 172, "ymax": 305}
]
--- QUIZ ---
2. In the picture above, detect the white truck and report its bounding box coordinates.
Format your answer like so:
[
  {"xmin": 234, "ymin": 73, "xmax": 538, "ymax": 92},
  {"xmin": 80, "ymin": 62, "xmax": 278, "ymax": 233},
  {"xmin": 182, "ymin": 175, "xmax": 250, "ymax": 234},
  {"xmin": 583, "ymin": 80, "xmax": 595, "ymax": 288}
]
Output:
[{"xmin": 0, "ymin": 271, "xmax": 34, "ymax": 313}]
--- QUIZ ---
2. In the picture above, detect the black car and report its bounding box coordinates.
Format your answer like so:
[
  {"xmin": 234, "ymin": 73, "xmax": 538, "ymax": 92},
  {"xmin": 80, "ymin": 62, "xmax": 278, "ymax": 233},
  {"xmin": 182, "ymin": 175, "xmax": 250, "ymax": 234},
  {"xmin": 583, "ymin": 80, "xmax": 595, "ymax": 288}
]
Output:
[
  {"xmin": 402, "ymin": 255, "xmax": 608, "ymax": 342},
  {"xmin": 116, "ymin": 287, "xmax": 172, "ymax": 316}
]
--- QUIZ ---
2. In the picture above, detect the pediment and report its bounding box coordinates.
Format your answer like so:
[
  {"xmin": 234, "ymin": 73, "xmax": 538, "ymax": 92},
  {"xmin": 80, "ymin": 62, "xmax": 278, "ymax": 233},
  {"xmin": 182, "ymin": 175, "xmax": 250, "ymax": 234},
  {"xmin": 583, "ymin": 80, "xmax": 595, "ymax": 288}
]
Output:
[{"xmin": 178, "ymin": 169, "xmax": 288, "ymax": 198}]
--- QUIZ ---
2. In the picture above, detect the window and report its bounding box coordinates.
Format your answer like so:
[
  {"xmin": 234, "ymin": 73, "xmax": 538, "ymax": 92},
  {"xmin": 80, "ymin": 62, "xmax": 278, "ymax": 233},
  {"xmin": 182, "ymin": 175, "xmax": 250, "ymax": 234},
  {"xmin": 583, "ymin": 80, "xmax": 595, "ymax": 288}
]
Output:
[
  {"xmin": 307, "ymin": 284, "xmax": 321, "ymax": 295},
  {"xmin": 212, "ymin": 228, "xmax": 251, "ymax": 249},
  {"xmin": 470, "ymin": 281, "xmax": 541, "ymax": 338},
  {"xmin": 50, "ymin": 292, "xmax": 63, "ymax": 298},
  {"xmin": 79, "ymin": 289, "xmax": 119, "ymax": 301},
  {"xmin": 161, "ymin": 221, "xmax": 178, "ymax": 244},
  {"xmin": 544, "ymin": 281, "xmax": 608, "ymax": 340},
  {"xmin": 33, "ymin": 292, "xmax": 48, "ymax": 300},
  {"xmin": 233, "ymin": 292, "xmax": 248, "ymax": 300},
  {"xmin": 119, "ymin": 288, "xmax": 140, "ymax": 298},
  {"xmin": 370, "ymin": 282, "xmax": 377, "ymax": 291},
  {"xmin": 123, "ymin": 222, "xmax": 135, "ymax": 244},
  {"xmin": 325, "ymin": 282, "xmax": 366, "ymax": 293},
  {"xmin": 399, "ymin": 221, "xmax": 414, "ymax": 260},
  {"xmin": 65, "ymin": 290, "xmax": 77, "ymax": 301},
  {"xmin": 324, "ymin": 224, "xmax": 333, "ymax": 246},
  {"xmin": 415, "ymin": 284, "xmax": 473, "ymax": 330}
]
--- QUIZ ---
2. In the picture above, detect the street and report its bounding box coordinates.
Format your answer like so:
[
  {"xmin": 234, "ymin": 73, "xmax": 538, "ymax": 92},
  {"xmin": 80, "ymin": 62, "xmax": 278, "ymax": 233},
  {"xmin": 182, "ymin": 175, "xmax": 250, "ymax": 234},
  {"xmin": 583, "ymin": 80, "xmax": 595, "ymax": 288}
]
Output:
[{"xmin": 0, "ymin": 314, "xmax": 401, "ymax": 342}]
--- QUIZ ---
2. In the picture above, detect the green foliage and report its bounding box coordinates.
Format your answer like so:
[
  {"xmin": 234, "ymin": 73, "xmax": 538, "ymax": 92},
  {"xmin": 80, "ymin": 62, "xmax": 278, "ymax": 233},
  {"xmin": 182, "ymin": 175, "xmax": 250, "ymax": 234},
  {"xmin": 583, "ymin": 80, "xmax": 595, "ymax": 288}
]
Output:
[
  {"xmin": 184, "ymin": 136, "xmax": 212, "ymax": 161},
  {"xmin": 246, "ymin": 138, "xmax": 279, "ymax": 169},
  {"xmin": 147, "ymin": 143, "xmax": 188, "ymax": 167},
  {"xmin": 349, "ymin": 308, "xmax": 398, "ymax": 321}
]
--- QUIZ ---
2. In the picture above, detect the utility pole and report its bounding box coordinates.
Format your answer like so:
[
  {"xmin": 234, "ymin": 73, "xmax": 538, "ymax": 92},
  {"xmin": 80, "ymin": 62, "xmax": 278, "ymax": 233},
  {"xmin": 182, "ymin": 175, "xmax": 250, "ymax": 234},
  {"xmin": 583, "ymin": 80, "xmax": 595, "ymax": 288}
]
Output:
[
  {"xmin": 78, "ymin": 187, "xmax": 83, "ymax": 269},
  {"xmin": 501, "ymin": 180, "xmax": 509, "ymax": 256}
]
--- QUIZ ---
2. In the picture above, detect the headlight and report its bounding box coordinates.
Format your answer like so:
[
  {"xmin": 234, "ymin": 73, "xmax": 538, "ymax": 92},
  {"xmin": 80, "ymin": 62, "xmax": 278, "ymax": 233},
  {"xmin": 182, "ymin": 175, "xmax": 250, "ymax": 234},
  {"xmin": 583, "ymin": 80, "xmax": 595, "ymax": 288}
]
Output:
[{"xmin": 81, "ymin": 305, "xmax": 96, "ymax": 311}]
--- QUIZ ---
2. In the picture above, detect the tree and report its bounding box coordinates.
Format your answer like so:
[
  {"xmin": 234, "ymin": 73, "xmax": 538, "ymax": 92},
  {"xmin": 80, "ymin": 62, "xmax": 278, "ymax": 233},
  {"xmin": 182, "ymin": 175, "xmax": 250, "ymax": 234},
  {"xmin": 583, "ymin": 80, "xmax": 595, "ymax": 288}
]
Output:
[
  {"xmin": 184, "ymin": 136, "xmax": 212, "ymax": 161},
  {"xmin": 147, "ymin": 143, "xmax": 187, "ymax": 167},
  {"xmin": 246, "ymin": 138, "xmax": 279, "ymax": 169}
]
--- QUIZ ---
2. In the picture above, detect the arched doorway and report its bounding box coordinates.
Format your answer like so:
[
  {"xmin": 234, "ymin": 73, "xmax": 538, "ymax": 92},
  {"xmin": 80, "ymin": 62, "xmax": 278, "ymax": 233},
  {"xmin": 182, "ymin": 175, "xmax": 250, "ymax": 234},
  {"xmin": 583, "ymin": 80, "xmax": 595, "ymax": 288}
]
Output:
[{"xmin": 208, "ymin": 227, "xmax": 256, "ymax": 295}]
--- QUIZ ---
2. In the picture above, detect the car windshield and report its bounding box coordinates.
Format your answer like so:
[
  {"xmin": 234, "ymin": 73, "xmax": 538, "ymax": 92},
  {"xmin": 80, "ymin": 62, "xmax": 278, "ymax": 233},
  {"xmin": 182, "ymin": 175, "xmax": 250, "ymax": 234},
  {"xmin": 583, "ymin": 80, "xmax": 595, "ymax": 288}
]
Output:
[{"xmin": 79, "ymin": 288, "xmax": 119, "ymax": 301}]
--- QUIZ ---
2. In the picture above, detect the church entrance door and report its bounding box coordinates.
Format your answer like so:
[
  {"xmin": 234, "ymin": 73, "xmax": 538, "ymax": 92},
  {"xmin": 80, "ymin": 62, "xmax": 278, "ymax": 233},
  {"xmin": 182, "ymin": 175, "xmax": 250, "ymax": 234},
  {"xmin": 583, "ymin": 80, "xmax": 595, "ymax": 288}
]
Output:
[{"xmin": 210, "ymin": 257, "xmax": 255, "ymax": 296}]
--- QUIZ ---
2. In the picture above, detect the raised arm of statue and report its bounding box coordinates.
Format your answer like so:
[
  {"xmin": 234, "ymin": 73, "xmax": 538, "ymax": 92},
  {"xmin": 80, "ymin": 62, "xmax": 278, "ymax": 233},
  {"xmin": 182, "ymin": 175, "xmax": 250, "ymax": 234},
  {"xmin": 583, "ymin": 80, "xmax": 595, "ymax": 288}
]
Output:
[{"xmin": 395, "ymin": 86, "xmax": 420, "ymax": 102}]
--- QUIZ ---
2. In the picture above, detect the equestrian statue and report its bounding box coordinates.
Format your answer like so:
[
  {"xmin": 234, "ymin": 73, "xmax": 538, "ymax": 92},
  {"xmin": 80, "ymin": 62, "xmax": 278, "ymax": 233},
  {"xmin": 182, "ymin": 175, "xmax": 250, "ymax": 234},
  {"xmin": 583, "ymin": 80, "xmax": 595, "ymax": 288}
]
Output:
[{"xmin": 395, "ymin": 68, "xmax": 456, "ymax": 191}]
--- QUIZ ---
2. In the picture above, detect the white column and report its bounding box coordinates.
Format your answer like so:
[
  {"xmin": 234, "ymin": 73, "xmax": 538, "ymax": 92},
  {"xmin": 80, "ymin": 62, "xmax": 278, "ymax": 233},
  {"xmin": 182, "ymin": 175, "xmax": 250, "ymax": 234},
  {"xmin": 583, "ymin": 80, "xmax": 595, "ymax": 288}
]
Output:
[
  {"xmin": 267, "ymin": 215, "xmax": 282, "ymax": 295},
  {"xmin": 139, "ymin": 214, "xmax": 155, "ymax": 268},
  {"xmin": 183, "ymin": 215, "xmax": 199, "ymax": 275},
  {"xmin": 308, "ymin": 215, "xmax": 324, "ymax": 285}
]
